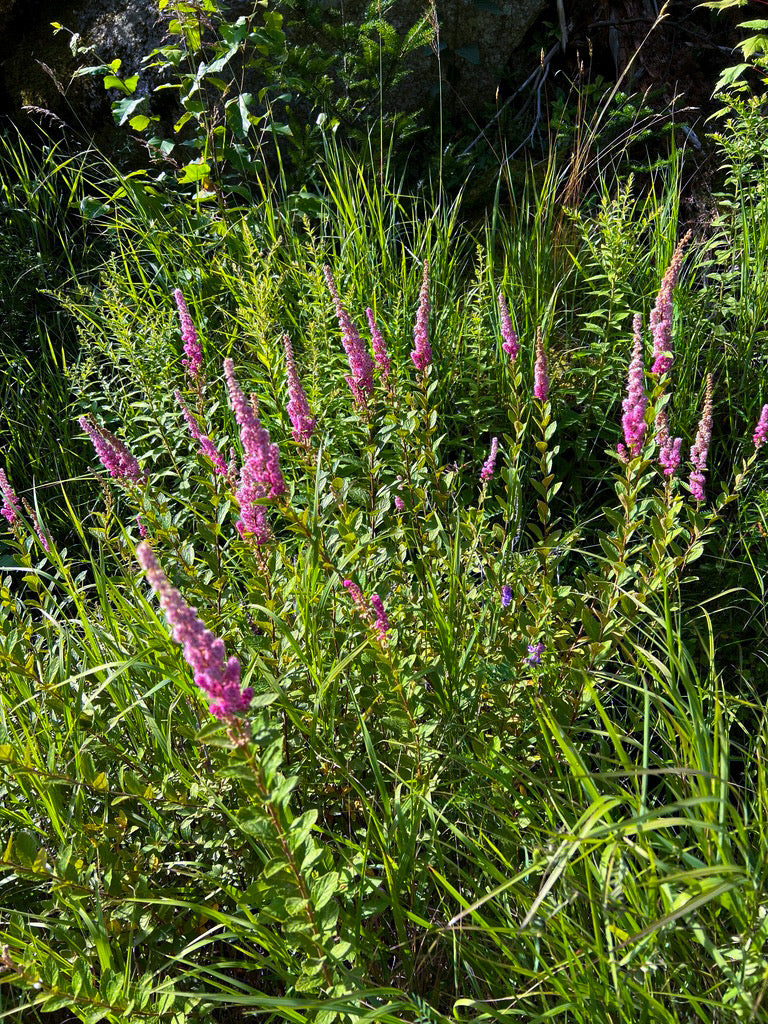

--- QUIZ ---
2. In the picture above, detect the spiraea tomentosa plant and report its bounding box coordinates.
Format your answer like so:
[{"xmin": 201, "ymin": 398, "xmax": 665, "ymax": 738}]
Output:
[{"xmin": 3, "ymin": 245, "xmax": 768, "ymax": 1024}]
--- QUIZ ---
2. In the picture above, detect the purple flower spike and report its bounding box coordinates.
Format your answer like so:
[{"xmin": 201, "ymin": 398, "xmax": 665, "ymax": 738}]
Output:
[
  {"xmin": 650, "ymin": 231, "xmax": 692, "ymax": 377},
  {"xmin": 80, "ymin": 416, "xmax": 144, "ymax": 483},
  {"xmin": 753, "ymin": 405, "xmax": 768, "ymax": 449},
  {"xmin": 283, "ymin": 335, "xmax": 316, "ymax": 446},
  {"xmin": 324, "ymin": 266, "xmax": 375, "ymax": 410},
  {"xmin": 137, "ymin": 542, "xmax": 253, "ymax": 720},
  {"xmin": 174, "ymin": 289, "xmax": 203, "ymax": 383},
  {"xmin": 499, "ymin": 291, "xmax": 519, "ymax": 361},
  {"xmin": 689, "ymin": 374, "xmax": 713, "ymax": 503},
  {"xmin": 618, "ymin": 314, "xmax": 648, "ymax": 461},
  {"xmin": 501, "ymin": 585, "xmax": 513, "ymax": 608},
  {"xmin": 410, "ymin": 260, "xmax": 432, "ymax": 372},
  {"xmin": 533, "ymin": 327, "xmax": 550, "ymax": 401},
  {"xmin": 526, "ymin": 642, "xmax": 545, "ymax": 666},
  {"xmin": 370, "ymin": 594, "xmax": 391, "ymax": 647},
  {"xmin": 0, "ymin": 469, "xmax": 21, "ymax": 526},
  {"xmin": 480, "ymin": 437, "xmax": 499, "ymax": 483},
  {"xmin": 656, "ymin": 408, "xmax": 683, "ymax": 478},
  {"xmin": 175, "ymin": 392, "xmax": 228, "ymax": 476},
  {"xmin": 367, "ymin": 308, "xmax": 391, "ymax": 384},
  {"xmin": 224, "ymin": 359, "xmax": 285, "ymax": 545}
]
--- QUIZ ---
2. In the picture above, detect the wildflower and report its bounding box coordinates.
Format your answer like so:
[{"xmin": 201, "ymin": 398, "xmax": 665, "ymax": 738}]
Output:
[
  {"xmin": 0, "ymin": 469, "xmax": 20, "ymax": 526},
  {"xmin": 618, "ymin": 314, "xmax": 648, "ymax": 460},
  {"xmin": 370, "ymin": 594, "xmax": 391, "ymax": 647},
  {"xmin": 394, "ymin": 496, "xmax": 405, "ymax": 512},
  {"xmin": 17, "ymin": 496, "xmax": 50, "ymax": 552},
  {"xmin": 224, "ymin": 359, "xmax": 285, "ymax": 545},
  {"xmin": 501, "ymin": 585, "xmax": 513, "ymax": 608},
  {"xmin": 174, "ymin": 288, "xmax": 203, "ymax": 383},
  {"xmin": 136, "ymin": 542, "xmax": 253, "ymax": 719},
  {"xmin": 499, "ymin": 291, "xmax": 519, "ymax": 360},
  {"xmin": 283, "ymin": 335, "xmax": 316, "ymax": 445},
  {"xmin": 136, "ymin": 514, "xmax": 149, "ymax": 539},
  {"xmin": 79, "ymin": 416, "xmax": 144, "ymax": 483},
  {"xmin": 533, "ymin": 327, "xmax": 550, "ymax": 401},
  {"xmin": 343, "ymin": 579, "xmax": 373, "ymax": 621},
  {"xmin": 526, "ymin": 642, "xmax": 545, "ymax": 666},
  {"xmin": 175, "ymin": 392, "xmax": 228, "ymax": 475},
  {"xmin": 323, "ymin": 266, "xmax": 375, "ymax": 409},
  {"xmin": 410, "ymin": 260, "xmax": 432, "ymax": 372},
  {"xmin": 656, "ymin": 408, "xmax": 683, "ymax": 478},
  {"xmin": 754, "ymin": 405, "xmax": 768, "ymax": 448},
  {"xmin": 367, "ymin": 308, "xmax": 391, "ymax": 385},
  {"xmin": 480, "ymin": 437, "xmax": 499, "ymax": 483},
  {"xmin": 650, "ymin": 231, "xmax": 692, "ymax": 377},
  {"xmin": 689, "ymin": 374, "xmax": 713, "ymax": 503}
]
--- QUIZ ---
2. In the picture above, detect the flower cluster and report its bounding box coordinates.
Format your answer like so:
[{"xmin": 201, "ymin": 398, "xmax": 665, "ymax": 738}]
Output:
[
  {"xmin": 618, "ymin": 315, "xmax": 648, "ymax": 461},
  {"xmin": 754, "ymin": 405, "xmax": 768, "ymax": 449},
  {"xmin": 22, "ymin": 499, "xmax": 51, "ymax": 553},
  {"xmin": 174, "ymin": 288, "xmax": 203, "ymax": 383},
  {"xmin": 501, "ymin": 585, "xmax": 513, "ymax": 608},
  {"xmin": 526, "ymin": 642, "xmax": 545, "ymax": 666},
  {"xmin": 224, "ymin": 359, "xmax": 285, "ymax": 544},
  {"xmin": 176, "ymin": 392, "xmax": 228, "ymax": 476},
  {"xmin": 499, "ymin": 291, "xmax": 519, "ymax": 361},
  {"xmin": 344, "ymin": 580, "xmax": 391, "ymax": 647},
  {"xmin": 656, "ymin": 408, "xmax": 683, "ymax": 478},
  {"xmin": 283, "ymin": 335, "xmax": 316, "ymax": 446},
  {"xmin": 324, "ymin": 266, "xmax": 375, "ymax": 410},
  {"xmin": 533, "ymin": 327, "xmax": 550, "ymax": 401},
  {"xmin": 410, "ymin": 260, "xmax": 432, "ymax": 372},
  {"xmin": 689, "ymin": 374, "xmax": 713, "ymax": 503},
  {"xmin": 370, "ymin": 594, "xmax": 391, "ymax": 647},
  {"xmin": 0, "ymin": 469, "xmax": 20, "ymax": 526},
  {"xmin": 367, "ymin": 308, "xmax": 391, "ymax": 385},
  {"xmin": 650, "ymin": 231, "xmax": 692, "ymax": 377},
  {"xmin": 80, "ymin": 416, "xmax": 144, "ymax": 483},
  {"xmin": 137, "ymin": 542, "xmax": 253, "ymax": 719},
  {"xmin": 480, "ymin": 437, "xmax": 499, "ymax": 483}
]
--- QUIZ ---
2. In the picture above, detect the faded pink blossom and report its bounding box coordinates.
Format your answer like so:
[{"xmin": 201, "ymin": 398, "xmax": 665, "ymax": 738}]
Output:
[
  {"xmin": 370, "ymin": 594, "xmax": 391, "ymax": 647},
  {"xmin": 343, "ymin": 579, "xmax": 373, "ymax": 624},
  {"xmin": 175, "ymin": 391, "xmax": 228, "ymax": 475},
  {"xmin": 618, "ymin": 315, "xmax": 648, "ymax": 460},
  {"xmin": 533, "ymin": 327, "xmax": 550, "ymax": 401},
  {"xmin": 324, "ymin": 266, "xmax": 374, "ymax": 409},
  {"xmin": 480, "ymin": 437, "xmax": 499, "ymax": 482},
  {"xmin": 753, "ymin": 405, "xmax": 768, "ymax": 448},
  {"xmin": 650, "ymin": 231, "xmax": 692, "ymax": 377},
  {"xmin": 136, "ymin": 514, "xmax": 149, "ymax": 539},
  {"xmin": 22, "ymin": 498, "xmax": 50, "ymax": 553},
  {"xmin": 689, "ymin": 374, "xmax": 713, "ymax": 503},
  {"xmin": 499, "ymin": 291, "xmax": 519, "ymax": 360},
  {"xmin": 224, "ymin": 359, "xmax": 285, "ymax": 545},
  {"xmin": 174, "ymin": 289, "xmax": 203, "ymax": 383},
  {"xmin": 367, "ymin": 308, "xmax": 391, "ymax": 384},
  {"xmin": 137, "ymin": 542, "xmax": 252, "ymax": 719},
  {"xmin": 410, "ymin": 260, "xmax": 432, "ymax": 372},
  {"xmin": 283, "ymin": 335, "xmax": 316, "ymax": 445},
  {"xmin": 80, "ymin": 416, "xmax": 144, "ymax": 483}
]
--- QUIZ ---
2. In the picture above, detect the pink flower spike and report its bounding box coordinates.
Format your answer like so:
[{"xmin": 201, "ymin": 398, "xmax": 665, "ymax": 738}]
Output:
[
  {"xmin": 174, "ymin": 289, "xmax": 203, "ymax": 383},
  {"xmin": 367, "ymin": 308, "xmax": 391, "ymax": 384},
  {"xmin": 499, "ymin": 291, "xmax": 519, "ymax": 361},
  {"xmin": 324, "ymin": 266, "xmax": 375, "ymax": 410},
  {"xmin": 283, "ymin": 335, "xmax": 316, "ymax": 445},
  {"xmin": 175, "ymin": 392, "xmax": 228, "ymax": 476},
  {"xmin": 0, "ymin": 469, "xmax": 21, "ymax": 526},
  {"xmin": 689, "ymin": 374, "xmax": 713, "ymax": 503},
  {"xmin": 619, "ymin": 314, "xmax": 648, "ymax": 460},
  {"xmin": 79, "ymin": 416, "xmax": 144, "ymax": 483},
  {"xmin": 753, "ymin": 405, "xmax": 768, "ymax": 449},
  {"xmin": 650, "ymin": 231, "xmax": 692, "ymax": 377},
  {"xmin": 533, "ymin": 327, "xmax": 550, "ymax": 401},
  {"xmin": 480, "ymin": 437, "xmax": 499, "ymax": 483},
  {"xmin": 22, "ymin": 498, "xmax": 50, "ymax": 553},
  {"xmin": 137, "ymin": 542, "xmax": 252, "ymax": 720},
  {"xmin": 410, "ymin": 260, "xmax": 432, "ymax": 372},
  {"xmin": 343, "ymin": 579, "xmax": 373, "ymax": 624},
  {"xmin": 371, "ymin": 594, "xmax": 391, "ymax": 647},
  {"xmin": 224, "ymin": 359, "xmax": 284, "ymax": 545},
  {"xmin": 656, "ymin": 408, "xmax": 683, "ymax": 478}
]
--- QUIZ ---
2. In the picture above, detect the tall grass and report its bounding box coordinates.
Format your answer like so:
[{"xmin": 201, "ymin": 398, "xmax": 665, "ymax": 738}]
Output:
[{"xmin": 1, "ymin": 98, "xmax": 768, "ymax": 1023}]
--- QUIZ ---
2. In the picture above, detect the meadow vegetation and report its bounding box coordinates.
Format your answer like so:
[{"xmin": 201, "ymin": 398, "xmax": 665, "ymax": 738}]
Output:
[{"xmin": 2, "ymin": 9, "xmax": 768, "ymax": 1023}]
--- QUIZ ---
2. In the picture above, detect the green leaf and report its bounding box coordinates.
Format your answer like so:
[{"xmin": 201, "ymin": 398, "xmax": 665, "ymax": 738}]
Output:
[
  {"xmin": 177, "ymin": 161, "xmax": 211, "ymax": 183},
  {"xmin": 129, "ymin": 114, "xmax": 151, "ymax": 131}
]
